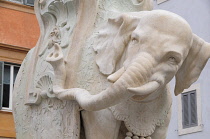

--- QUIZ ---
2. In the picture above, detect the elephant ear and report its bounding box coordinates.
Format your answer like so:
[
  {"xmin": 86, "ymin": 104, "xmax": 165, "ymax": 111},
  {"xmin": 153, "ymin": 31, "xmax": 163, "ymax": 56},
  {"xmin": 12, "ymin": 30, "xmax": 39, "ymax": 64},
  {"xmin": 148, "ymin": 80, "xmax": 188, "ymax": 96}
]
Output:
[
  {"xmin": 93, "ymin": 14, "xmax": 139, "ymax": 75},
  {"xmin": 175, "ymin": 34, "xmax": 210, "ymax": 96}
]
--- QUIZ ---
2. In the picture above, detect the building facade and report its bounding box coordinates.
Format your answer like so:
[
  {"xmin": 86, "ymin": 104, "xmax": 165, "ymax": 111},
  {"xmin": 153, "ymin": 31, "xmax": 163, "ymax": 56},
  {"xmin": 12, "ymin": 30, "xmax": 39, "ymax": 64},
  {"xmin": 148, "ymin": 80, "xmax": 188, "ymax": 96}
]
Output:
[{"xmin": 0, "ymin": 0, "xmax": 39, "ymax": 138}]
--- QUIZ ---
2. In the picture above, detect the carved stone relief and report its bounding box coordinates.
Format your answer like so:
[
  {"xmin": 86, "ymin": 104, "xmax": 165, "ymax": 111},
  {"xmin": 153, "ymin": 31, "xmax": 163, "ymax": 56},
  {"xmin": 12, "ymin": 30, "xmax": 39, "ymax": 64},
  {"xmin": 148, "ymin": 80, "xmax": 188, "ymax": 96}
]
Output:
[{"xmin": 13, "ymin": 0, "xmax": 210, "ymax": 139}]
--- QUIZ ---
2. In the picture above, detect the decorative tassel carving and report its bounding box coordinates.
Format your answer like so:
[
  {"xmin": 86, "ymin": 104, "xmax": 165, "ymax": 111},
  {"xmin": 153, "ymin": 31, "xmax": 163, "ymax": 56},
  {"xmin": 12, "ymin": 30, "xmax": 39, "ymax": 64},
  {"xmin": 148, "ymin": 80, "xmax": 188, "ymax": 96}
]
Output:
[{"xmin": 125, "ymin": 131, "xmax": 152, "ymax": 139}]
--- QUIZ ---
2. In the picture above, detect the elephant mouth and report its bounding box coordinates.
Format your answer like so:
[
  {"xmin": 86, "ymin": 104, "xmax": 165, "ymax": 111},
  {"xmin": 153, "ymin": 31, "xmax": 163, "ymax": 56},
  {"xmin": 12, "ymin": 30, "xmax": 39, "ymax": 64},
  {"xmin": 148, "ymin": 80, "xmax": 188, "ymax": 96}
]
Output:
[{"xmin": 127, "ymin": 80, "xmax": 161, "ymax": 102}]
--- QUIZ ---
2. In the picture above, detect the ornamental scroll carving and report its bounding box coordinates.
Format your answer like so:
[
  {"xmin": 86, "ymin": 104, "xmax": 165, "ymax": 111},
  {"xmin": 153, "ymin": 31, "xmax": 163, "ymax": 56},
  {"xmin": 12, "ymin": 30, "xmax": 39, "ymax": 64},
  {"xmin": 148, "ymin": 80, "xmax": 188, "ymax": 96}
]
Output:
[{"xmin": 25, "ymin": 0, "xmax": 77, "ymax": 105}]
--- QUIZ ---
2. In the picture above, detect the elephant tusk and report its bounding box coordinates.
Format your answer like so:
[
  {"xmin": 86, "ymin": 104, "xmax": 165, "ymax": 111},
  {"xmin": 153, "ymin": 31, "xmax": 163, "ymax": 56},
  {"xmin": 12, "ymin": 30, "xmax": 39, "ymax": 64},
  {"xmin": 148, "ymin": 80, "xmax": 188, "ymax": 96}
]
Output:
[
  {"xmin": 107, "ymin": 67, "xmax": 125, "ymax": 83},
  {"xmin": 127, "ymin": 81, "xmax": 160, "ymax": 96}
]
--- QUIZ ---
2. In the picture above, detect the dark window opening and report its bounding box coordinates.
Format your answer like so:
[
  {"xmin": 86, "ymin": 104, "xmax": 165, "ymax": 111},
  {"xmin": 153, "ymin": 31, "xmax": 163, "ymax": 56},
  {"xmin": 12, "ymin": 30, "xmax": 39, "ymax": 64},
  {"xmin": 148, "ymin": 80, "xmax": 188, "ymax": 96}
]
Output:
[
  {"xmin": 0, "ymin": 62, "xmax": 20, "ymax": 110},
  {"xmin": 182, "ymin": 90, "xmax": 198, "ymax": 129}
]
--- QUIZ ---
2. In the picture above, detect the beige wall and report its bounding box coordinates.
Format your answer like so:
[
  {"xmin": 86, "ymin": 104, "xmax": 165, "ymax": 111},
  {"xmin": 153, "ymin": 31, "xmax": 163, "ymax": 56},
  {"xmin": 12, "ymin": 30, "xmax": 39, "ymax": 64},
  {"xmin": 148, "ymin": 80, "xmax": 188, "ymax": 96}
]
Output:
[
  {"xmin": 0, "ymin": 1, "xmax": 40, "ymax": 49},
  {"xmin": 0, "ymin": 112, "xmax": 16, "ymax": 138}
]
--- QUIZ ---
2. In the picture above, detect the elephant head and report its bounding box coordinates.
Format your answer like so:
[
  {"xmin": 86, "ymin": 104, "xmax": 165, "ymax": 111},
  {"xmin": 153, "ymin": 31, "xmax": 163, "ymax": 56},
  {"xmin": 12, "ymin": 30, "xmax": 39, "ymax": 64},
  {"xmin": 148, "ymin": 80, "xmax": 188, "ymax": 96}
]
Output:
[{"xmin": 49, "ymin": 10, "xmax": 210, "ymax": 111}]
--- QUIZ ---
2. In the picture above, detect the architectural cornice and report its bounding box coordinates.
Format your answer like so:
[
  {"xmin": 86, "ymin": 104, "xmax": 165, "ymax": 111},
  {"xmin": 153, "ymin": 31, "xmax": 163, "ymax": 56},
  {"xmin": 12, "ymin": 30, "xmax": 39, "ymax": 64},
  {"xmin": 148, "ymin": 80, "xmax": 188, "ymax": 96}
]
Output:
[
  {"xmin": 0, "ymin": 43, "xmax": 30, "ymax": 64},
  {"xmin": 0, "ymin": 43, "xmax": 30, "ymax": 52}
]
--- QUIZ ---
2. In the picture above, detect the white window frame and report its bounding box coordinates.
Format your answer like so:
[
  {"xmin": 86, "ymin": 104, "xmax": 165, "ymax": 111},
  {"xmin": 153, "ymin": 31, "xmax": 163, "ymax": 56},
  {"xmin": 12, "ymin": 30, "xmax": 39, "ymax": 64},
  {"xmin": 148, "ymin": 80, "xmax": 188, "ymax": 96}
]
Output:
[
  {"xmin": 157, "ymin": 0, "xmax": 169, "ymax": 5},
  {"xmin": 5, "ymin": 0, "xmax": 34, "ymax": 6},
  {"xmin": 177, "ymin": 84, "xmax": 203, "ymax": 135},
  {"xmin": 1, "ymin": 63, "xmax": 20, "ymax": 111},
  {"xmin": 6, "ymin": 0, "xmax": 23, "ymax": 4}
]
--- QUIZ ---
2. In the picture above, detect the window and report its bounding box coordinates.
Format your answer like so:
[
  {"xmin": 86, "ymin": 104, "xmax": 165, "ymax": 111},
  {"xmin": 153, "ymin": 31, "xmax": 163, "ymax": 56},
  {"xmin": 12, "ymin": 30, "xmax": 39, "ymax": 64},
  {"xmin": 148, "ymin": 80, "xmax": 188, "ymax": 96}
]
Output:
[
  {"xmin": 0, "ymin": 62, "xmax": 20, "ymax": 111},
  {"xmin": 23, "ymin": 0, "xmax": 34, "ymax": 6},
  {"xmin": 6, "ymin": 0, "xmax": 35, "ymax": 6},
  {"xmin": 177, "ymin": 84, "xmax": 202, "ymax": 135},
  {"xmin": 182, "ymin": 90, "xmax": 198, "ymax": 128}
]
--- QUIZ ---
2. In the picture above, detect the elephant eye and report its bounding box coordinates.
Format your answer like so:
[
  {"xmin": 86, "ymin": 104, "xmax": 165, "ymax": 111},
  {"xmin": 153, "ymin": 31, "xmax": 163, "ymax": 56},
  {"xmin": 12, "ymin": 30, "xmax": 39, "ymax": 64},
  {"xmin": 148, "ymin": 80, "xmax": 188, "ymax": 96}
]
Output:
[
  {"xmin": 131, "ymin": 37, "xmax": 138, "ymax": 44},
  {"xmin": 166, "ymin": 51, "xmax": 182, "ymax": 64},
  {"xmin": 131, "ymin": 33, "xmax": 139, "ymax": 44},
  {"xmin": 168, "ymin": 56, "xmax": 177, "ymax": 64}
]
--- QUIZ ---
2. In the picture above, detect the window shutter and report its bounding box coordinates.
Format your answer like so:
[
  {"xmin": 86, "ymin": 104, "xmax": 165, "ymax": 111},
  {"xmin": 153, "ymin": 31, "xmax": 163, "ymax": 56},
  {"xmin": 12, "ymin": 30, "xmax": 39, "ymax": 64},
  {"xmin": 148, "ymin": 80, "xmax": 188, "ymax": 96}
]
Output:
[
  {"xmin": 182, "ymin": 94, "xmax": 189, "ymax": 128},
  {"xmin": 24, "ymin": 0, "xmax": 34, "ymax": 6},
  {"xmin": 190, "ymin": 91, "xmax": 198, "ymax": 126},
  {"xmin": 182, "ymin": 90, "xmax": 198, "ymax": 129},
  {"xmin": 0, "ymin": 61, "xmax": 4, "ymax": 110}
]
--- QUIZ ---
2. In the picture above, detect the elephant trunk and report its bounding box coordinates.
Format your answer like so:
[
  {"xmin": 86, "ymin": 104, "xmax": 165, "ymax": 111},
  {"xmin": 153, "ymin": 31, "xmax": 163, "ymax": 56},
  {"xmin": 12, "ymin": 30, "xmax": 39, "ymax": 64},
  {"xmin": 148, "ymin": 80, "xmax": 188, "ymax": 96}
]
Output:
[
  {"xmin": 46, "ymin": 43, "xmax": 66, "ymax": 92},
  {"xmin": 57, "ymin": 82, "xmax": 128, "ymax": 111},
  {"xmin": 56, "ymin": 53, "xmax": 157, "ymax": 111}
]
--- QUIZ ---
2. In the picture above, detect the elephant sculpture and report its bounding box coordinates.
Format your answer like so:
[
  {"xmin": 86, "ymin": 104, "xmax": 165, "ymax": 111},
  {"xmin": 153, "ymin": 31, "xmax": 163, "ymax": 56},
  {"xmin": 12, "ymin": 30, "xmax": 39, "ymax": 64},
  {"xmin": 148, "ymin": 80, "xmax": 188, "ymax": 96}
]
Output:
[{"xmin": 46, "ymin": 10, "xmax": 210, "ymax": 139}]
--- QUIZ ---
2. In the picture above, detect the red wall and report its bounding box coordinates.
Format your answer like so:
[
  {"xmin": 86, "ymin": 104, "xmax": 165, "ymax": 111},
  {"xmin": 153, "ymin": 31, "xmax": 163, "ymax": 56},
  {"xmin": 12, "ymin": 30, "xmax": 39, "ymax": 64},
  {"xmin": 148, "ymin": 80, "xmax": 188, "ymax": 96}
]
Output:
[{"xmin": 0, "ymin": 7, "xmax": 40, "ymax": 48}]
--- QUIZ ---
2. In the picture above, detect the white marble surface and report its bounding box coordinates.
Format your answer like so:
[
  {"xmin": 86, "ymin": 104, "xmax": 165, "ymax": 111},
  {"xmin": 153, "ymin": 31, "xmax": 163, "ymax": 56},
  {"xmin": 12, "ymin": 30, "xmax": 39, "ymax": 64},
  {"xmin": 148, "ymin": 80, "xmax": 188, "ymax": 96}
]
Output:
[{"xmin": 13, "ymin": 0, "xmax": 210, "ymax": 139}]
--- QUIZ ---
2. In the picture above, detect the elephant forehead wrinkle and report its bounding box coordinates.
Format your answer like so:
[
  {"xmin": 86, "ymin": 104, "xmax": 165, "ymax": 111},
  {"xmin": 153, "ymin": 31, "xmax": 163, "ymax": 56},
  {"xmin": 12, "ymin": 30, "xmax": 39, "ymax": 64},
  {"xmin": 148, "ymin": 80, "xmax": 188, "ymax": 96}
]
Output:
[
  {"xmin": 164, "ymin": 47, "xmax": 182, "ymax": 55},
  {"xmin": 153, "ymin": 34, "xmax": 189, "ymax": 54},
  {"xmin": 135, "ymin": 25, "xmax": 154, "ymax": 37},
  {"xmin": 166, "ymin": 38, "xmax": 191, "ymax": 57}
]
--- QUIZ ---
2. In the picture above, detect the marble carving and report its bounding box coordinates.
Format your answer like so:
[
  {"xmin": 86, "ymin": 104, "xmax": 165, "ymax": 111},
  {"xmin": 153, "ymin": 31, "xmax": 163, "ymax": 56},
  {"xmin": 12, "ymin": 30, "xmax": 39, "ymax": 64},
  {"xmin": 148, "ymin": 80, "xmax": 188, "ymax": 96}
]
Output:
[{"xmin": 13, "ymin": 0, "xmax": 210, "ymax": 139}]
